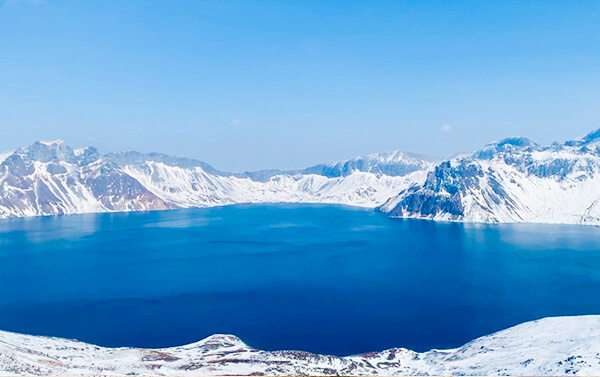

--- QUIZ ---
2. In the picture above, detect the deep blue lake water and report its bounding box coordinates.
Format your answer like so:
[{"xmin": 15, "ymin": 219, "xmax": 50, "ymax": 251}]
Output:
[{"xmin": 1, "ymin": 204, "xmax": 600, "ymax": 356}]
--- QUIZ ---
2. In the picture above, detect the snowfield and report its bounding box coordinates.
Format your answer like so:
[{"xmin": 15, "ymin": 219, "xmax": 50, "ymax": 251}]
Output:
[
  {"xmin": 1, "ymin": 315, "xmax": 600, "ymax": 376},
  {"xmin": 3, "ymin": 128, "xmax": 600, "ymax": 225},
  {"xmin": 0, "ymin": 140, "xmax": 432, "ymax": 219},
  {"xmin": 379, "ymin": 129, "xmax": 600, "ymax": 226}
]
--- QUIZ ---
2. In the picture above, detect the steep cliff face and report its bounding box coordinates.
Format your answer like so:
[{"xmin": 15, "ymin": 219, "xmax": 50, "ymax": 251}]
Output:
[
  {"xmin": 379, "ymin": 129, "xmax": 600, "ymax": 225},
  {"xmin": 0, "ymin": 140, "xmax": 433, "ymax": 219},
  {"xmin": 0, "ymin": 141, "xmax": 170, "ymax": 218},
  {"xmin": 5, "ymin": 128, "xmax": 600, "ymax": 225}
]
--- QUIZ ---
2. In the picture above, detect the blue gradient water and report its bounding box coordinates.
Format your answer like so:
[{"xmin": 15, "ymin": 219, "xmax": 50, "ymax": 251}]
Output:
[{"xmin": 1, "ymin": 204, "xmax": 599, "ymax": 356}]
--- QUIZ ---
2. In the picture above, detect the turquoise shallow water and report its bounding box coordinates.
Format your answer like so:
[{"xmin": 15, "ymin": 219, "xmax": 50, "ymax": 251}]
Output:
[{"xmin": 0, "ymin": 204, "xmax": 599, "ymax": 356}]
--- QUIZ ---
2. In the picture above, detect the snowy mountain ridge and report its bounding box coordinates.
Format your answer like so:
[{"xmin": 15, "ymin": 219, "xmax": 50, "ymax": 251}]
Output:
[
  {"xmin": 1, "ymin": 315, "xmax": 600, "ymax": 376},
  {"xmin": 0, "ymin": 140, "xmax": 432, "ymax": 219},
  {"xmin": 4, "ymin": 128, "xmax": 600, "ymax": 225},
  {"xmin": 379, "ymin": 128, "xmax": 600, "ymax": 225},
  {"xmin": 299, "ymin": 150, "xmax": 438, "ymax": 178}
]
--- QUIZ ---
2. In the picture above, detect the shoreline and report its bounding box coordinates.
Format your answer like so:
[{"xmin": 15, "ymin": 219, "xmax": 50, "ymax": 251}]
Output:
[{"xmin": 2, "ymin": 315, "xmax": 600, "ymax": 376}]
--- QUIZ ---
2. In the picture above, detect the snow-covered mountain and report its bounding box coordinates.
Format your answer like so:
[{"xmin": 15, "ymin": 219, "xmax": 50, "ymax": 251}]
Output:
[
  {"xmin": 0, "ymin": 140, "xmax": 434, "ymax": 219},
  {"xmin": 5, "ymin": 128, "xmax": 600, "ymax": 224},
  {"xmin": 379, "ymin": 128, "xmax": 600, "ymax": 225},
  {"xmin": 298, "ymin": 150, "xmax": 438, "ymax": 177},
  {"xmin": 1, "ymin": 315, "xmax": 599, "ymax": 376},
  {"xmin": 233, "ymin": 150, "xmax": 436, "ymax": 181}
]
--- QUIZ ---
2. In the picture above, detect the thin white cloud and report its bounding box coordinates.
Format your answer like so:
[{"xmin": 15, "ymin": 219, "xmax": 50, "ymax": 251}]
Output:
[
  {"xmin": 441, "ymin": 124, "xmax": 453, "ymax": 132},
  {"xmin": 230, "ymin": 119, "xmax": 242, "ymax": 127}
]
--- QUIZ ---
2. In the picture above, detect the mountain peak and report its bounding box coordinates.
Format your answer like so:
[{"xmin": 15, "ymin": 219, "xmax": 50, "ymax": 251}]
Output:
[
  {"xmin": 17, "ymin": 139, "xmax": 77, "ymax": 163},
  {"xmin": 474, "ymin": 136, "xmax": 538, "ymax": 160},
  {"xmin": 10, "ymin": 140, "xmax": 102, "ymax": 165},
  {"xmin": 494, "ymin": 136, "xmax": 537, "ymax": 148},
  {"xmin": 579, "ymin": 128, "xmax": 600, "ymax": 145},
  {"xmin": 563, "ymin": 127, "xmax": 600, "ymax": 147},
  {"xmin": 300, "ymin": 150, "xmax": 437, "ymax": 178},
  {"xmin": 38, "ymin": 139, "xmax": 65, "ymax": 146}
]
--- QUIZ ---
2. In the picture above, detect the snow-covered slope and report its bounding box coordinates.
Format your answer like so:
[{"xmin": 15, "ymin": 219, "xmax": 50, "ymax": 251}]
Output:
[
  {"xmin": 379, "ymin": 129, "xmax": 600, "ymax": 225},
  {"xmin": 0, "ymin": 141, "xmax": 432, "ymax": 219},
  {"xmin": 6, "ymin": 128, "xmax": 600, "ymax": 224},
  {"xmin": 299, "ymin": 150, "xmax": 438, "ymax": 177},
  {"xmin": 0, "ymin": 150, "xmax": 13, "ymax": 165},
  {"xmin": 1, "ymin": 315, "xmax": 600, "ymax": 376}
]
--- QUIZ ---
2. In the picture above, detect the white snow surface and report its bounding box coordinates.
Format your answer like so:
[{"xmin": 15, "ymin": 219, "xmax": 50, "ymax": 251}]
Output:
[
  {"xmin": 0, "ymin": 143, "xmax": 431, "ymax": 219},
  {"xmin": 0, "ymin": 151, "xmax": 13, "ymax": 165},
  {"xmin": 38, "ymin": 140, "xmax": 64, "ymax": 146},
  {"xmin": 1, "ymin": 315, "xmax": 600, "ymax": 376},
  {"xmin": 380, "ymin": 132, "xmax": 600, "ymax": 225},
  {"xmin": 4, "ymin": 129, "xmax": 600, "ymax": 225},
  {"xmin": 330, "ymin": 150, "xmax": 437, "ymax": 168},
  {"xmin": 123, "ymin": 162, "xmax": 427, "ymax": 209}
]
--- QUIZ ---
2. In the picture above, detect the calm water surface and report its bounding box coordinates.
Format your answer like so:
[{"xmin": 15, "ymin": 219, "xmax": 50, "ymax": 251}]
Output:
[{"xmin": 0, "ymin": 204, "xmax": 599, "ymax": 355}]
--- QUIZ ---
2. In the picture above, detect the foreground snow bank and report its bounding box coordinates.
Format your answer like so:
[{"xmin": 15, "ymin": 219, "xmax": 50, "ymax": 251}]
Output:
[{"xmin": 1, "ymin": 315, "xmax": 599, "ymax": 376}]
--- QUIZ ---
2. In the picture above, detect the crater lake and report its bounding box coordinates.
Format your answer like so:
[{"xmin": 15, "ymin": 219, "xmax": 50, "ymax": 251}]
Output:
[{"xmin": 1, "ymin": 204, "xmax": 599, "ymax": 356}]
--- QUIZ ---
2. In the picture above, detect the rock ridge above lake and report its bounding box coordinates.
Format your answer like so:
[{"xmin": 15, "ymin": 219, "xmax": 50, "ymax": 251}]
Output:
[
  {"xmin": 1, "ymin": 315, "xmax": 600, "ymax": 376},
  {"xmin": 3, "ymin": 128, "xmax": 600, "ymax": 225}
]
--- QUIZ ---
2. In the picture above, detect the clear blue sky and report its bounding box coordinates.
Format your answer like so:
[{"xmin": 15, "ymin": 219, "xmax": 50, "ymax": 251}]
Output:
[{"xmin": 1, "ymin": 0, "xmax": 599, "ymax": 171}]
